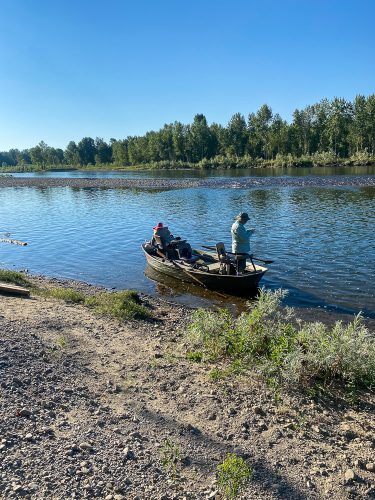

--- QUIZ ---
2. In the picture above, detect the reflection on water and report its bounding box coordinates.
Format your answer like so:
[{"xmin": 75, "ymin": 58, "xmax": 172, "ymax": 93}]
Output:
[{"xmin": 1, "ymin": 184, "xmax": 374, "ymax": 317}]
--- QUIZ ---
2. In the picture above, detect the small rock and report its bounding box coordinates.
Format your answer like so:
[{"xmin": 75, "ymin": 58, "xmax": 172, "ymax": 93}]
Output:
[
  {"xmin": 253, "ymin": 406, "xmax": 265, "ymax": 416},
  {"xmin": 18, "ymin": 408, "xmax": 32, "ymax": 417},
  {"xmin": 129, "ymin": 431, "xmax": 142, "ymax": 440},
  {"xmin": 123, "ymin": 447, "xmax": 135, "ymax": 460},
  {"xmin": 284, "ymin": 422, "xmax": 294, "ymax": 430},
  {"xmin": 344, "ymin": 469, "xmax": 356, "ymax": 483},
  {"xmin": 258, "ymin": 422, "xmax": 268, "ymax": 432},
  {"xmin": 365, "ymin": 462, "xmax": 375, "ymax": 472},
  {"xmin": 207, "ymin": 491, "xmax": 218, "ymax": 499},
  {"xmin": 79, "ymin": 442, "xmax": 93, "ymax": 452},
  {"xmin": 25, "ymin": 433, "xmax": 33, "ymax": 441}
]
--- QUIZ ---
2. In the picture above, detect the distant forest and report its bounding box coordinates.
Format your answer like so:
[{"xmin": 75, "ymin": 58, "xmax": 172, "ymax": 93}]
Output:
[{"xmin": 2, "ymin": 95, "xmax": 375, "ymax": 170}]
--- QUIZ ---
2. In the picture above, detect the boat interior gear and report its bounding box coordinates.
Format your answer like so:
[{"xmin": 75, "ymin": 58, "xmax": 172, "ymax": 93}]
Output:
[
  {"xmin": 215, "ymin": 242, "xmax": 238, "ymax": 275},
  {"xmin": 152, "ymin": 234, "xmax": 200, "ymax": 263}
]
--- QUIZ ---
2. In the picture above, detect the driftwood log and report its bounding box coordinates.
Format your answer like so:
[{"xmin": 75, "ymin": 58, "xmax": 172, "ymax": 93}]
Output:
[{"xmin": 0, "ymin": 238, "xmax": 28, "ymax": 246}]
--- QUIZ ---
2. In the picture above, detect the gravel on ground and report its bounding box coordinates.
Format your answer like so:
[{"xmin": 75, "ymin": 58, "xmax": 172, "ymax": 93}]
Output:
[{"xmin": 1, "ymin": 275, "xmax": 374, "ymax": 499}]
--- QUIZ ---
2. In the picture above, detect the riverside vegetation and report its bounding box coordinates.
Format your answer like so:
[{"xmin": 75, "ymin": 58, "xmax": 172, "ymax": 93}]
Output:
[
  {"xmin": 1, "ymin": 270, "xmax": 375, "ymax": 498},
  {"xmin": 4, "ymin": 270, "xmax": 374, "ymax": 394},
  {"xmin": 0, "ymin": 270, "xmax": 150, "ymax": 320},
  {"xmin": 186, "ymin": 289, "xmax": 375, "ymax": 393},
  {"xmin": 2, "ymin": 94, "xmax": 375, "ymax": 171}
]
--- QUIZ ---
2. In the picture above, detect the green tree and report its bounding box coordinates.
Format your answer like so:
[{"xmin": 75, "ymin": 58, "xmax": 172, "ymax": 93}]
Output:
[
  {"xmin": 64, "ymin": 141, "xmax": 80, "ymax": 165},
  {"xmin": 366, "ymin": 94, "xmax": 375, "ymax": 154},
  {"xmin": 349, "ymin": 95, "xmax": 368, "ymax": 153},
  {"xmin": 29, "ymin": 141, "xmax": 50, "ymax": 168},
  {"xmin": 268, "ymin": 114, "xmax": 290, "ymax": 157},
  {"xmin": 325, "ymin": 97, "xmax": 353, "ymax": 156},
  {"xmin": 77, "ymin": 137, "xmax": 96, "ymax": 165},
  {"xmin": 94, "ymin": 137, "xmax": 112, "ymax": 164},
  {"xmin": 247, "ymin": 104, "xmax": 273, "ymax": 158},
  {"xmin": 172, "ymin": 121, "xmax": 188, "ymax": 161},
  {"xmin": 186, "ymin": 114, "xmax": 214, "ymax": 162},
  {"xmin": 227, "ymin": 113, "xmax": 248, "ymax": 157},
  {"xmin": 111, "ymin": 139, "xmax": 128, "ymax": 165}
]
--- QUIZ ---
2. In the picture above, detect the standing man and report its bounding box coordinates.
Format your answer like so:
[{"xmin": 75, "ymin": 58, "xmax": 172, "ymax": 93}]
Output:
[{"xmin": 231, "ymin": 212, "xmax": 255, "ymax": 273}]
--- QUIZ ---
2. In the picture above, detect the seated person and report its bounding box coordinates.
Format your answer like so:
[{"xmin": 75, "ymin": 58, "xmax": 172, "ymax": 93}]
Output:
[{"xmin": 152, "ymin": 223, "xmax": 174, "ymax": 249}]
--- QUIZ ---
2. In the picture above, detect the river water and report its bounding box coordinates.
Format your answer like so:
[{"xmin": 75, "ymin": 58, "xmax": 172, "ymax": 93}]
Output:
[{"xmin": 1, "ymin": 167, "xmax": 375, "ymax": 317}]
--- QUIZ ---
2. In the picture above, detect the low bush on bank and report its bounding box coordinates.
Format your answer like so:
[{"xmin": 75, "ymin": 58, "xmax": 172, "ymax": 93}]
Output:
[
  {"xmin": 0, "ymin": 270, "xmax": 31, "ymax": 287},
  {"xmin": 85, "ymin": 290, "xmax": 150, "ymax": 320},
  {"xmin": 187, "ymin": 289, "xmax": 375, "ymax": 389}
]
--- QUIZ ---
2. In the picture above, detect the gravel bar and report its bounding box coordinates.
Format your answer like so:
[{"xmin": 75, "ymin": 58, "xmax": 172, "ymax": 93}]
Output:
[{"xmin": 1, "ymin": 175, "xmax": 375, "ymax": 190}]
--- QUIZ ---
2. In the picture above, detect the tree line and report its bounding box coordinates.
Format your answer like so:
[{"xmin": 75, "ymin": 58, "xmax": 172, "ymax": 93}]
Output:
[{"xmin": 2, "ymin": 94, "xmax": 375, "ymax": 169}]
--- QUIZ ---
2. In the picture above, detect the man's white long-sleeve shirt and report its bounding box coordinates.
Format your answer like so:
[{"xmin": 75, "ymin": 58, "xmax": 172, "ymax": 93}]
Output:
[{"xmin": 231, "ymin": 221, "xmax": 254, "ymax": 254}]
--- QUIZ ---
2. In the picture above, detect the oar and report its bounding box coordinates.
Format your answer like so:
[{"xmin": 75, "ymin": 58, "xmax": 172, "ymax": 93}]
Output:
[
  {"xmin": 200, "ymin": 245, "xmax": 273, "ymax": 264},
  {"xmin": 170, "ymin": 259, "xmax": 208, "ymax": 288},
  {"xmin": 170, "ymin": 258, "xmax": 228, "ymax": 298}
]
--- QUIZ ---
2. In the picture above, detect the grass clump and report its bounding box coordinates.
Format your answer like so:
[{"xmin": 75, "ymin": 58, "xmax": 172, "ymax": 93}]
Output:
[
  {"xmin": 186, "ymin": 351, "xmax": 203, "ymax": 362},
  {"xmin": 0, "ymin": 269, "xmax": 31, "ymax": 287},
  {"xmin": 160, "ymin": 439, "xmax": 180, "ymax": 479},
  {"xmin": 55, "ymin": 336, "xmax": 67, "ymax": 348},
  {"xmin": 85, "ymin": 290, "xmax": 150, "ymax": 320},
  {"xmin": 43, "ymin": 287, "xmax": 85, "ymax": 303},
  {"xmin": 187, "ymin": 289, "xmax": 375, "ymax": 390},
  {"xmin": 37, "ymin": 284, "xmax": 151, "ymax": 321},
  {"xmin": 217, "ymin": 453, "xmax": 253, "ymax": 499}
]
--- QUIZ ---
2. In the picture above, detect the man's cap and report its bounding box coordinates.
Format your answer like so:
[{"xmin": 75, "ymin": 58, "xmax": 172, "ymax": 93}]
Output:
[
  {"xmin": 153, "ymin": 222, "xmax": 164, "ymax": 230},
  {"xmin": 235, "ymin": 212, "xmax": 249, "ymax": 221}
]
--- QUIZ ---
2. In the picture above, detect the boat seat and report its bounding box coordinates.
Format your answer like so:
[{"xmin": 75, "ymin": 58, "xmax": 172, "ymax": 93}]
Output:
[
  {"xmin": 206, "ymin": 262, "xmax": 221, "ymax": 273},
  {"xmin": 216, "ymin": 242, "xmax": 232, "ymax": 263},
  {"xmin": 215, "ymin": 242, "xmax": 238, "ymax": 275}
]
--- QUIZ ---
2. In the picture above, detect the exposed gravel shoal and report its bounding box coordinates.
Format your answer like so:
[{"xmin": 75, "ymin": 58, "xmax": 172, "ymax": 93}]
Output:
[
  {"xmin": 1, "ymin": 175, "xmax": 375, "ymax": 190},
  {"xmin": 1, "ymin": 275, "xmax": 375, "ymax": 499}
]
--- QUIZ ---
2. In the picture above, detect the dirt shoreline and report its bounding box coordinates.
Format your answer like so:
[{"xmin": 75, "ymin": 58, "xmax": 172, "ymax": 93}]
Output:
[
  {"xmin": 1, "ymin": 175, "xmax": 375, "ymax": 190},
  {"xmin": 1, "ymin": 274, "xmax": 374, "ymax": 499}
]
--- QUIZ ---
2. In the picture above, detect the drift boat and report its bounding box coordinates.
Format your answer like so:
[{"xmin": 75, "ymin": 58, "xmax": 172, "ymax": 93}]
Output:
[{"xmin": 142, "ymin": 242, "xmax": 268, "ymax": 296}]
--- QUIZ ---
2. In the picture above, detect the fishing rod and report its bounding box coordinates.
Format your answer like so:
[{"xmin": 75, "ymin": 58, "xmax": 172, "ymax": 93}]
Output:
[{"xmin": 200, "ymin": 245, "xmax": 273, "ymax": 264}]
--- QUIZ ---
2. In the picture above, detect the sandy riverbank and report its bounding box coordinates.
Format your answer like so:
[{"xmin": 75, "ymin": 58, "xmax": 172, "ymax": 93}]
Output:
[{"xmin": 0, "ymin": 274, "xmax": 374, "ymax": 499}]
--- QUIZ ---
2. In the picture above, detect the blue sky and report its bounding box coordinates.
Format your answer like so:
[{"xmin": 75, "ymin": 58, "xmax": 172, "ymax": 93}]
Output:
[{"xmin": 1, "ymin": 0, "xmax": 374, "ymax": 150}]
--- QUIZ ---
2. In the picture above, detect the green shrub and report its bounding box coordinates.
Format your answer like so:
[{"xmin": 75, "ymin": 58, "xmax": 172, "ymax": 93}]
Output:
[
  {"xmin": 0, "ymin": 270, "xmax": 31, "ymax": 287},
  {"xmin": 85, "ymin": 290, "xmax": 150, "ymax": 320},
  {"xmin": 187, "ymin": 308, "xmax": 237, "ymax": 361},
  {"xmin": 284, "ymin": 315, "xmax": 375, "ymax": 387},
  {"xmin": 185, "ymin": 289, "xmax": 375, "ymax": 389},
  {"xmin": 217, "ymin": 453, "xmax": 253, "ymax": 499}
]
